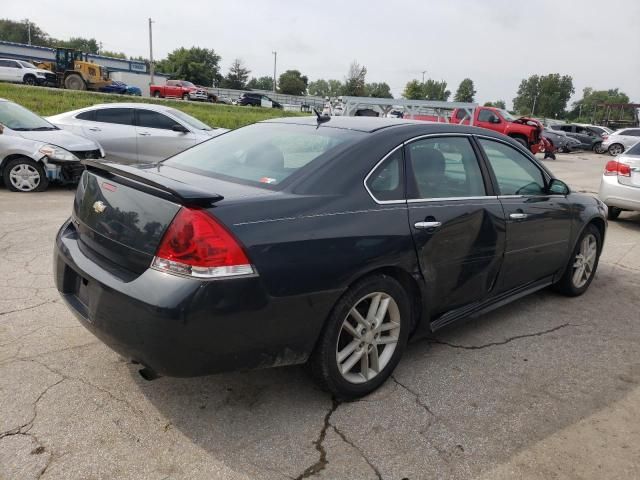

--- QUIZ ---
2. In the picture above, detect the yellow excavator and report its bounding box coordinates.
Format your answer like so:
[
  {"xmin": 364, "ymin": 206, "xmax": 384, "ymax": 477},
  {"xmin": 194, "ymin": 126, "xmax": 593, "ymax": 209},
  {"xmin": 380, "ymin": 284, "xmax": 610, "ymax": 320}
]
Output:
[{"xmin": 36, "ymin": 48, "xmax": 111, "ymax": 91}]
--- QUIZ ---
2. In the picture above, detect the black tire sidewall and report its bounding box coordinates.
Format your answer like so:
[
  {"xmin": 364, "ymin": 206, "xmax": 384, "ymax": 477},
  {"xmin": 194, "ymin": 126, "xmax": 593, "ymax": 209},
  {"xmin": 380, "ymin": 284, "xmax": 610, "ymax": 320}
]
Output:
[
  {"xmin": 311, "ymin": 274, "xmax": 411, "ymax": 399},
  {"xmin": 2, "ymin": 157, "xmax": 48, "ymax": 193},
  {"xmin": 513, "ymin": 137, "xmax": 529, "ymax": 149}
]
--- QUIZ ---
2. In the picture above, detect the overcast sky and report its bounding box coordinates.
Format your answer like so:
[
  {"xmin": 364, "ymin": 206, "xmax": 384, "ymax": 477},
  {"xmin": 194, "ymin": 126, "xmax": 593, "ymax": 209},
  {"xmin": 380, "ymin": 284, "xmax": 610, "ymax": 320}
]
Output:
[{"xmin": 5, "ymin": 0, "xmax": 640, "ymax": 107}]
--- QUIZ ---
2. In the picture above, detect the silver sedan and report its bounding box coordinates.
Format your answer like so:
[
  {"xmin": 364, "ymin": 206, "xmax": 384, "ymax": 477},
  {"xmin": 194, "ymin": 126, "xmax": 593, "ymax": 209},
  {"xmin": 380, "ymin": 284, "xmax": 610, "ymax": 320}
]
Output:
[
  {"xmin": 47, "ymin": 103, "xmax": 228, "ymax": 164},
  {"xmin": 602, "ymin": 128, "xmax": 640, "ymax": 156},
  {"xmin": 598, "ymin": 141, "xmax": 640, "ymax": 219}
]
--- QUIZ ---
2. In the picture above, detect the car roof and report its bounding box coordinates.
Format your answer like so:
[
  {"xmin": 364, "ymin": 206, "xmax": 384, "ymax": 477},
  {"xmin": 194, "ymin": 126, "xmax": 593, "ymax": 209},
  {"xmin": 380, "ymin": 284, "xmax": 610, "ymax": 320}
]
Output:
[{"xmin": 82, "ymin": 102, "xmax": 175, "ymax": 112}]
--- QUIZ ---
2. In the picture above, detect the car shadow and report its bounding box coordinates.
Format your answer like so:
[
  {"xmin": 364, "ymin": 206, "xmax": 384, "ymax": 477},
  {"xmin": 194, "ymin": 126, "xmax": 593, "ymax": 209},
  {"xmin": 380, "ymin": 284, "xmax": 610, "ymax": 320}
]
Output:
[{"xmin": 133, "ymin": 267, "xmax": 640, "ymax": 479}]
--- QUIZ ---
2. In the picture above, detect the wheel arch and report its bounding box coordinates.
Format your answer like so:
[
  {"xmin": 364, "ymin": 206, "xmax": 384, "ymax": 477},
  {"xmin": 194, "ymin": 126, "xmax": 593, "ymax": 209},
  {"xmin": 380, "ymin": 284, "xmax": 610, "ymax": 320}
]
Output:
[{"xmin": 0, "ymin": 153, "xmax": 41, "ymax": 173}]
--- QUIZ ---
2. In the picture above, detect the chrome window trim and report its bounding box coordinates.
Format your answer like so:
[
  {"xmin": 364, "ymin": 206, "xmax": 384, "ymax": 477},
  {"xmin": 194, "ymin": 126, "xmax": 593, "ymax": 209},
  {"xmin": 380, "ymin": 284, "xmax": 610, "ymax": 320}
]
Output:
[
  {"xmin": 363, "ymin": 143, "xmax": 406, "ymax": 205},
  {"xmin": 407, "ymin": 195, "xmax": 498, "ymax": 204}
]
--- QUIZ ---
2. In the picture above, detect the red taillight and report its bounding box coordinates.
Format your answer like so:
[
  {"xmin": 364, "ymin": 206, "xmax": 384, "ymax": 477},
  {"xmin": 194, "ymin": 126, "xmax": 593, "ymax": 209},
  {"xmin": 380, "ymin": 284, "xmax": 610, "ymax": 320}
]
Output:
[
  {"xmin": 152, "ymin": 207, "xmax": 253, "ymax": 279},
  {"xmin": 602, "ymin": 135, "xmax": 609, "ymax": 141},
  {"xmin": 604, "ymin": 160, "xmax": 631, "ymax": 177}
]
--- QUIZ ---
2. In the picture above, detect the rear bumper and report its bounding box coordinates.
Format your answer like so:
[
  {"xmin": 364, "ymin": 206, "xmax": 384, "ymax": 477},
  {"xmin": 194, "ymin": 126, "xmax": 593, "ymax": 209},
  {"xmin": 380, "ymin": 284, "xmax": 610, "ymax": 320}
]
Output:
[
  {"xmin": 54, "ymin": 220, "xmax": 336, "ymax": 377},
  {"xmin": 598, "ymin": 175, "xmax": 640, "ymax": 211}
]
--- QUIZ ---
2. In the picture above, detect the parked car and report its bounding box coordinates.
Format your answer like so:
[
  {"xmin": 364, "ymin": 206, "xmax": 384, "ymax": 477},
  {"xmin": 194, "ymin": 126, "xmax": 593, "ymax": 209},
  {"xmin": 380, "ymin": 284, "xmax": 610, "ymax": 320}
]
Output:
[
  {"xmin": 237, "ymin": 92, "xmax": 282, "ymax": 108},
  {"xmin": 54, "ymin": 117, "xmax": 607, "ymax": 399},
  {"xmin": 0, "ymin": 98, "xmax": 103, "ymax": 192},
  {"xmin": 549, "ymin": 124, "xmax": 606, "ymax": 153},
  {"xmin": 150, "ymin": 80, "xmax": 208, "ymax": 101},
  {"xmin": 215, "ymin": 95, "xmax": 234, "ymax": 105},
  {"xmin": 601, "ymin": 128, "xmax": 640, "ymax": 156},
  {"xmin": 99, "ymin": 80, "xmax": 142, "ymax": 96},
  {"xmin": 48, "ymin": 103, "xmax": 228, "ymax": 164},
  {"xmin": 598, "ymin": 140, "xmax": 640, "ymax": 219},
  {"xmin": 542, "ymin": 128, "xmax": 582, "ymax": 153},
  {"xmin": 0, "ymin": 58, "xmax": 57, "ymax": 86}
]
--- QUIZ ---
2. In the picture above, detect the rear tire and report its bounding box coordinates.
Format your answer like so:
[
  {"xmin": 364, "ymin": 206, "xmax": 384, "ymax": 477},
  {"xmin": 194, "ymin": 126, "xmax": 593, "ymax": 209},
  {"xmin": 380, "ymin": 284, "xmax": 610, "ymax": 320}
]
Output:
[
  {"xmin": 308, "ymin": 274, "xmax": 410, "ymax": 400},
  {"xmin": 64, "ymin": 74, "xmax": 86, "ymax": 90},
  {"xmin": 593, "ymin": 142, "xmax": 604, "ymax": 154},
  {"xmin": 608, "ymin": 144, "xmax": 624, "ymax": 156},
  {"xmin": 607, "ymin": 207, "xmax": 622, "ymax": 220},
  {"xmin": 153, "ymin": 91, "xmax": 162, "ymax": 98},
  {"xmin": 553, "ymin": 224, "xmax": 601, "ymax": 297},
  {"xmin": 2, "ymin": 157, "xmax": 48, "ymax": 193}
]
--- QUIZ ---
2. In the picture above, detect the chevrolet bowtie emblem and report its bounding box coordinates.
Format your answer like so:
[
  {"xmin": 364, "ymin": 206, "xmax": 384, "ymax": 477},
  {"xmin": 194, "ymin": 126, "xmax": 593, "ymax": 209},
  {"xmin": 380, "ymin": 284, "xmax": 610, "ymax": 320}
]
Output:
[{"xmin": 93, "ymin": 201, "xmax": 107, "ymax": 214}]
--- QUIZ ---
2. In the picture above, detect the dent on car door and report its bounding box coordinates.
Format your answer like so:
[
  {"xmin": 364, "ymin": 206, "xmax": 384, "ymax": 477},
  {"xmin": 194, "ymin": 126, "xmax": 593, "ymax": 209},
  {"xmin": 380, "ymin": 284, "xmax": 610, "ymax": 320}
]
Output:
[
  {"xmin": 478, "ymin": 138, "xmax": 573, "ymax": 292},
  {"xmin": 403, "ymin": 136, "xmax": 506, "ymax": 316},
  {"xmin": 135, "ymin": 109, "xmax": 196, "ymax": 163}
]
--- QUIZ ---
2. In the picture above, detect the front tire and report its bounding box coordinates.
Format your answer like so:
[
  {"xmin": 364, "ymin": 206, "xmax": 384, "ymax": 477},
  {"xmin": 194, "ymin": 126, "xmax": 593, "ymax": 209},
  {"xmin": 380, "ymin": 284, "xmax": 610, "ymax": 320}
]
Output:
[
  {"xmin": 3, "ymin": 157, "xmax": 48, "ymax": 193},
  {"xmin": 512, "ymin": 136, "xmax": 529, "ymax": 150},
  {"xmin": 308, "ymin": 275, "xmax": 410, "ymax": 400},
  {"xmin": 23, "ymin": 75, "xmax": 36, "ymax": 86},
  {"xmin": 182, "ymin": 93, "xmax": 189, "ymax": 101},
  {"xmin": 553, "ymin": 224, "xmax": 601, "ymax": 296}
]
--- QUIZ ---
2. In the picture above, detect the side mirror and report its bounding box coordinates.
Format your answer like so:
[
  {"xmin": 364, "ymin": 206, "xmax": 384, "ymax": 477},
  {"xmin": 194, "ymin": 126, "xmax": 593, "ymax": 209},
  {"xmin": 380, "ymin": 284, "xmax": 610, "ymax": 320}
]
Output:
[
  {"xmin": 171, "ymin": 124, "xmax": 189, "ymax": 133},
  {"xmin": 548, "ymin": 179, "xmax": 570, "ymax": 195}
]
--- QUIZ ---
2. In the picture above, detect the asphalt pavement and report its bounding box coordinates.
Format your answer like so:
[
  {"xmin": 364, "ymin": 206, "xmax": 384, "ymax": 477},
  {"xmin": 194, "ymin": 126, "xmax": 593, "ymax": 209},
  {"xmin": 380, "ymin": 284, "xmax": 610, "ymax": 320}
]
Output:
[{"xmin": 1, "ymin": 151, "xmax": 639, "ymax": 480}]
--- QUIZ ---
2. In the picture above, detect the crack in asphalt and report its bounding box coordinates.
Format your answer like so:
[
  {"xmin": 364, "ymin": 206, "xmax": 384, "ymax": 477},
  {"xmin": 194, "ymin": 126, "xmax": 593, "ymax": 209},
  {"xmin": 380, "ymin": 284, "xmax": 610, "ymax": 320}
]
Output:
[
  {"xmin": 0, "ymin": 299, "xmax": 59, "ymax": 318},
  {"xmin": 427, "ymin": 323, "xmax": 579, "ymax": 350},
  {"xmin": 293, "ymin": 397, "xmax": 340, "ymax": 480},
  {"xmin": 390, "ymin": 375, "xmax": 435, "ymax": 417},
  {"xmin": 332, "ymin": 425, "xmax": 383, "ymax": 480}
]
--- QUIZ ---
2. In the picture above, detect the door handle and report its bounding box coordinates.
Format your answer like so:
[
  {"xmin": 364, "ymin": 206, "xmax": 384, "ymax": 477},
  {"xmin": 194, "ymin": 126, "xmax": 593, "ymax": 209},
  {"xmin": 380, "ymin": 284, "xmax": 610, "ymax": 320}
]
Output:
[
  {"xmin": 88, "ymin": 127, "xmax": 101, "ymax": 132},
  {"xmin": 414, "ymin": 221, "xmax": 442, "ymax": 230},
  {"xmin": 138, "ymin": 132, "xmax": 151, "ymax": 136},
  {"xmin": 509, "ymin": 213, "xmax": 528, "ymax": 220}
]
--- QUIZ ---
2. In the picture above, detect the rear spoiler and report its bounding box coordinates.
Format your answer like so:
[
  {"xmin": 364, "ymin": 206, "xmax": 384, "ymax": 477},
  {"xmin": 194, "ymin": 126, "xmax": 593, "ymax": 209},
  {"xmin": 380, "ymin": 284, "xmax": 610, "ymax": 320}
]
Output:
[{"xmin": 82, "ymin": 160, "xmax": 224, "ymax": 207}]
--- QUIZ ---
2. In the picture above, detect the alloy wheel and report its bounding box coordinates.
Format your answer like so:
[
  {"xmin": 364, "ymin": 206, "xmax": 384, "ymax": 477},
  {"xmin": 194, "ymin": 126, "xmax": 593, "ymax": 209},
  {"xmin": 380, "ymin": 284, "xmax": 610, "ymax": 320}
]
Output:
[
  {"xmin": 608, "ymin": 144, "xmax": 624, "ymax": 156},
  {"xmin": 336, "ymin": 292, "xmax": 401, "ymax": 384},
  {"xmin": 9, "ymin": 164, "xmax": 41, "ymax": 192},
  {"xmin": 572, "ymin": 234, "xmax": 597, "ymax": 288}
]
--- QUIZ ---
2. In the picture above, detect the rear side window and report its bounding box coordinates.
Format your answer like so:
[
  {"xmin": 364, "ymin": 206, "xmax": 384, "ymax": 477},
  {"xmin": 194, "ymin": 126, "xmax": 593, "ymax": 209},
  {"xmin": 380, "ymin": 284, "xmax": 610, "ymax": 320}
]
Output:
[
  {"xmin": 408, "ymin": 137, "xmax": 486, "ymax": 199},
  {"xmin": 627, "ymin": 142, "xmax": 640, "ymax": 155},
  {"xmin": 478, "ymin": 110, "xmax": 497, "ymax": 122},
  {"xmin": 137, "ymin": 110, "xmax": 179, "ymax": 130},
  {"xmin": 95, "ymin": 108, "xmax": 134, "ymax": 126},
  {"xmin": 625, "ymin": 129, "xmax": 640, "ymax": 136},
  {"xmin": 366, "ymin": 148, "xmax": 403, "ymax": 201},
  {"xmin": 164, "ymin": 123, "xmax": 364, "ymax": 187},
  {"xmin": 479, "ymin": 139, "xmax": 546, "ymax": 196},
  {"xmin": 76, "ymin": 110, "xmax": 96, "ymax": 121}
]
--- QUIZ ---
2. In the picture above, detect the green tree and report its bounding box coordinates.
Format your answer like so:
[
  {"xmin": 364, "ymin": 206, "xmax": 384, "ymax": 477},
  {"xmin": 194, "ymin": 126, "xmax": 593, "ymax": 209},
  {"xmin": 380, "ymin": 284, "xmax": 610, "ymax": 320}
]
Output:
[
  {"xmin": 423, "ymin": 79, "xmax": 450, "ymax": 101},
  {"xmin": 343, "ymin": 61, "xmax": 367, "ymax": 96},
  {"xmin": 219, "ymin": 58, "xmax": 250, "ymax": 89},
  {"xmin": 569, "ymin": 87, "xmax": 631, "ymax": 122},
  {"xmin": 99, "ymin": 50, "xmax": 127, "ymax": 59},
  {"xmin": 328, "ymin": 80, "xmax": 344, "ymax": 97},
  {"xmin": 365, "ymin": 82, "xmax": 393, "ymax": 98},
  {"xmin": 512, "ymin": 74, "xmax": 574, "ymax": 118},
  {"xmin": 484, "ymin": 100, "xmax": 506, "ymax": 109},
  {"xmin": 156, "ymin": 47, "xmax": 222, "ymax": 86},
  {"xmin": 278, "ymin": 70, "xmax": 308, "ymax": 95},
  {"xmin": 56, "ymin": 37, "xmax": 100, "ymax": 53},
  {"xmin": 403, "ymin": 79, "xmax": 424, "ymax": 100},
  {"xmin": 246, "ymin": 76, "xmax": 274, "ymax": 91},
  {"xmin": 0, "ymin": 18, "xmax": 51, "ymax": 46},
  {"xmin": 454, "ymin": 78, "xmax": 476, "ymax": 102},
  {"xmin": 308, "ymin": 79, "xmax": 329, "ymax": 97}
]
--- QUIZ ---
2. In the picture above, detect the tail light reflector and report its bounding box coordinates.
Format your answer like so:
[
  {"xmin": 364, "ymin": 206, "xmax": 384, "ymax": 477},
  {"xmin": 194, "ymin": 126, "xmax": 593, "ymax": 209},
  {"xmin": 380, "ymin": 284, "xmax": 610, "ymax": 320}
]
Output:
[
  {"xmin": 152, "ymin": 207, "xmax": 254, "ymax": 279},
  {"xmin": 604, "ymin": 160, "xmax": 631, "ymax": 177}
]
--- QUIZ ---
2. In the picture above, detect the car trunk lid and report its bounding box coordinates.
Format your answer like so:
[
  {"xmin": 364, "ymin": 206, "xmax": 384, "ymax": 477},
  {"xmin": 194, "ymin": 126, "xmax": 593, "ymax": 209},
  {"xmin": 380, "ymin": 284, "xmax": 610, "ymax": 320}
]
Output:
[{"xmin": 617, "ymin": 155, "xmax": 640, "ymax": 188}]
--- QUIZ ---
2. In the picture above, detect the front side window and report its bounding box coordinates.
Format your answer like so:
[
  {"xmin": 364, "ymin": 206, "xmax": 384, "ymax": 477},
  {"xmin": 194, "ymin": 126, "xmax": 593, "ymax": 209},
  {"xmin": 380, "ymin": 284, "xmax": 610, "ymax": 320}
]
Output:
[
  {"xmin": 479, "ymin": 139, "xmax": 546, "ymax": 196},
  {"xmin": 366, "ymin": 148, "xmax": 403, "ymax": 201},
  {"xmin": 137, "ymin": 110, "xmax": 179, "ymax": 130},
  {"xmin": 95, "ymin": 108, "xmax": 134, "ymax": 126},
  {"xmin": 408, "ymin": 137, "xmax": 486, "ymax": 199},
  {"xmin": 164, "ymin": 123, "xmax": 364, "ymax": 187}
]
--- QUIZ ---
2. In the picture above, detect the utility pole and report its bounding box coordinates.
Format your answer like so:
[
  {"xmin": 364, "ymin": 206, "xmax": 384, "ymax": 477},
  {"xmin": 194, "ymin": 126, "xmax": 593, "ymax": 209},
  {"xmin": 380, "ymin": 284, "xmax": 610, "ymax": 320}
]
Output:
[
  {"xmin": 148, "ymin": 18, "xmax": 155, "ymax": 86},
  {"xmin": 531, "ymin": 93, "xmax": 538, "ymax": 116},
  {"xmin": 422, "ymin": 70, "xmax": 427, "ymax": 84},
  {"xmin": 272, "ymin": 51, "xmax": 277, "ymax": 93},
  {"xmin": 26, "ymin": 20, "xmax": 31, "ymax": 45}
]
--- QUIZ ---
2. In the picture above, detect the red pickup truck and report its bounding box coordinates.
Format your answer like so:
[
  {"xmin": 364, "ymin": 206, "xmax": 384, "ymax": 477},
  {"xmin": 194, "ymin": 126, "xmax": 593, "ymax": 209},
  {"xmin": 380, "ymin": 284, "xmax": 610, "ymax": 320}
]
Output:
[
  {"xmin": 150, "ymin": 80, "xmax": 208, "ymax": 101},
  {"xmin": 450, "ymin": 106, "xmax": 548, "ymax": 154}
]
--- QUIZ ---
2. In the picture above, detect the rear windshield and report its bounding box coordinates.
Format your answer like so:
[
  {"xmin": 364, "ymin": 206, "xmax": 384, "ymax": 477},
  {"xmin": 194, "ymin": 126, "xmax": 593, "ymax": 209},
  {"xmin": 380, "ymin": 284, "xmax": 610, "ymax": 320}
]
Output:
[{"xmin": 164, "ymin": 123, "xmax": 364, "ymax": 187}]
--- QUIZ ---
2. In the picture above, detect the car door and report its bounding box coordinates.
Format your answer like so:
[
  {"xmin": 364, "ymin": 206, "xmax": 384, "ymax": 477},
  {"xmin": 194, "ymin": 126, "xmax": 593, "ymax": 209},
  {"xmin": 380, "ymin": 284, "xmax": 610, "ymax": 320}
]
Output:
[
  {"xmin": 80, "ymin": 108, "xmax": 138, "ymax": 163},
  {"xmin": 404, "ymin": 135, "xmax": 506, "ymax": 317},
  {"xmin": 475, "ymin": 109, "xmax": 502, "ymax": 133},
  {"xmin": 574, "ymin": 126, "xmax": 595, "ymax": 148},
  {"xmin": 0, "ymin": 60, "xmax": 11, "ymax": 81},
  {"xmin": 0, "ymin": 60, "xmax": 21, "ymax": 82},
  {"xmin": 477, "ymin": 137, "xmax": 573, "ymax": 292},
  {"xmin": 135, "ymin": 108, "xmax": 197, "ymax": 163}
]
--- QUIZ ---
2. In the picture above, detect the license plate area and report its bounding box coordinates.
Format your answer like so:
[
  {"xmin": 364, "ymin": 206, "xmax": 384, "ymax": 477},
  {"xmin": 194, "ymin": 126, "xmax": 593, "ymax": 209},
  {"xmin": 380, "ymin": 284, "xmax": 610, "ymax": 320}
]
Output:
[{"xmin": 62, "ymin": 266, "xmax": 91, "ymax": 320}]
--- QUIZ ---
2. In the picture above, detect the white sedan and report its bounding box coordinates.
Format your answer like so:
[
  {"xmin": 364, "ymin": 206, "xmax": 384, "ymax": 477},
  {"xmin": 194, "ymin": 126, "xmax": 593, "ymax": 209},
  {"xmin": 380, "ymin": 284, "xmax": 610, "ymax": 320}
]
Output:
[
  {"xmin": 48, "ymin": 103, "xmax": 228, "ymax": 164},
  {"xmin": 599, "ymin": 141, "xmax": 640, "ymax": 219}
]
